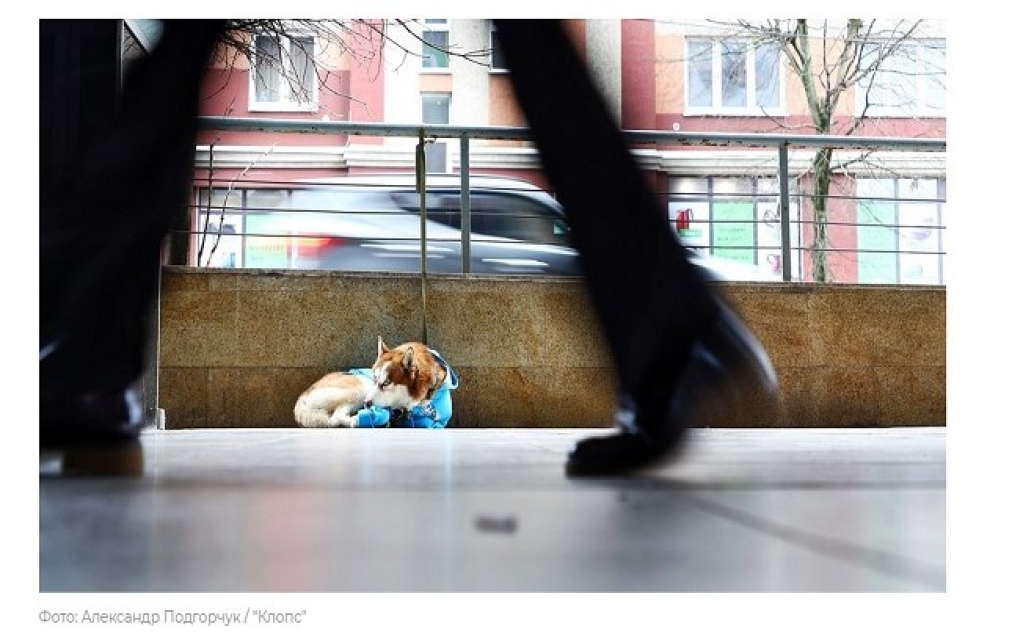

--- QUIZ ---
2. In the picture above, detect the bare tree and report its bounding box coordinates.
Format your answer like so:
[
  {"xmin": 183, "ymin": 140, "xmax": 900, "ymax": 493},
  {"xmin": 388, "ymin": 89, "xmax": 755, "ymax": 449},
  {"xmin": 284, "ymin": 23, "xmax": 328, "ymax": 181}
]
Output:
[{"xmin": 689, "ymin": 19, "xmax": 945, "ymax": 281}]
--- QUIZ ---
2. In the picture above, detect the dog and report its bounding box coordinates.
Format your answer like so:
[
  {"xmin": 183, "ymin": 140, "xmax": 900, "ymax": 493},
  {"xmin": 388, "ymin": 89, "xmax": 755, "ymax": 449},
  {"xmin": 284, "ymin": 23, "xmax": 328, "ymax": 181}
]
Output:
[{"xmin": 294, "ymin": 336, "xmax": 450, "ymax": 428}]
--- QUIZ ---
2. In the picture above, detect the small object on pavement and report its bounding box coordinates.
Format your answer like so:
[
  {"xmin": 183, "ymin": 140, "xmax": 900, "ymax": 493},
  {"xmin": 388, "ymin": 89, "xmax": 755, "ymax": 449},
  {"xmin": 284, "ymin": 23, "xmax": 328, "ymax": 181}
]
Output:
[{"xmin": 474, "ymin": 515, "xmax": 518, "ymax": 534}]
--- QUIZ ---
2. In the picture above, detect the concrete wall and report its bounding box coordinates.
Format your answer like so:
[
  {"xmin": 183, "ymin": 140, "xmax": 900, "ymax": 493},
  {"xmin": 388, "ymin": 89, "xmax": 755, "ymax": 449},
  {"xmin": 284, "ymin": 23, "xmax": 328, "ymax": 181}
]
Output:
[{"xmin": 158, "ymin": 268, "xmax": 946, "ymax": 429}]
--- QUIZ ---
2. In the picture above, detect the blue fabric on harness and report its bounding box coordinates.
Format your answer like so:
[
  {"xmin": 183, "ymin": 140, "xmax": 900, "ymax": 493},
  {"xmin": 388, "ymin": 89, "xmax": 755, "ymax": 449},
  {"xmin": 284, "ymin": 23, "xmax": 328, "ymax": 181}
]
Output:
[{"xmin": 350, "ymin": 350, "xmax": 459, "ymax": 428}]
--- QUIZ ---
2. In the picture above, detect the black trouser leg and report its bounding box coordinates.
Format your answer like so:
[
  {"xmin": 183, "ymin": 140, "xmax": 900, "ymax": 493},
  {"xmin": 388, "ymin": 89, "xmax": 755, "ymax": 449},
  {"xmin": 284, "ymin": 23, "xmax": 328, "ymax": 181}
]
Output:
[
  {"xmin": 40, "ymin": 20, "xmax": 225, "ymax": 393},
  {"xmin": 494, "ymin": 20, "xmax": 719, "ymax": 425}
]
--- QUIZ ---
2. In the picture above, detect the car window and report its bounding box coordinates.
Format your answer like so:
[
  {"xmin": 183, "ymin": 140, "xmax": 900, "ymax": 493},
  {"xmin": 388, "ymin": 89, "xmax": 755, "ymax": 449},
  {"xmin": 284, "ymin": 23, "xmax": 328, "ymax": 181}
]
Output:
[
  {"xmin": 470, "ymin": 193, "xmax": 570, "ymax": 245},
  {"xmin": 388, "ymin": 189, "xmax": 571, "ymax": 245},
  {"xmin": 387, "ymin": 190, "xmax": 456, "ymax": 227}
]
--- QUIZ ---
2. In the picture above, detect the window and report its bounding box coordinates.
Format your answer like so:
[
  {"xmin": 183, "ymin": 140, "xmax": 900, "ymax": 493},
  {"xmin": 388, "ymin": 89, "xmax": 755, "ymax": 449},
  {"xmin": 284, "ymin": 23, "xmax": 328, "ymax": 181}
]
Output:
[
  {"xmin": 422, "ymin": 93, "xmax": 451, "ymax": 173},
  {"xmin": 196, "ymin": 188, "xmax": 297, "ymax": 268},
  {"xmin": 489, "ymin": 21, "xmax": 507, "ymax": 71},
  {"xmin": 667, "ymin": 176, "xmax": 801, "ymax": 278},
  {"xmin": 195, "ymin": 189, "xmax": 244, "ymax": 268},
  {"xmin": 422, "ymin": 19, "xmax": 450, "ymax": 69},
  {"xmin": 856, "ymin": 178, "xmax": 945, "ymax": 284},
  {"xmin": 422, "ymin": 93, "xmax": 450, "ymax": 124},
  {"xmin": 250, "ymin": 33, "xmax": 317, "ymax": 111},
  {"xmin": 122, "ymin": 20, "xmax": 163, "ymax": 77},
  {"xmin": 685, "ymin": 38, "xmax": 783, "ymax": 114},
  {"xmin": 414, "ymin": 192, "xmax": 571, "ymax": 245},
  {"xmin": 856, "ymin": 40, "xmax": 946, "ymax": 117}
]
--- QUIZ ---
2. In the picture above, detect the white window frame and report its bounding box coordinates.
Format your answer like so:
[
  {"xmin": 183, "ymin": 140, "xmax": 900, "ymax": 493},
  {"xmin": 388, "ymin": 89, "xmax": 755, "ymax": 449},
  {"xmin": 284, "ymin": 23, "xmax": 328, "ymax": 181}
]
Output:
[
  {"xmin": 421, "ymin": 19, "xmax": 450, "ymax": 71},
  {"xmin": 684, "ymin": 37, "xmax": 786, "ymax": 116},
  {"xmin": 856, "ymin": 39, "xmax": 946, "ymax": 118},
  {"xmin": 249, "ymin": 31, "xmax": 319, "ymax": 112}
]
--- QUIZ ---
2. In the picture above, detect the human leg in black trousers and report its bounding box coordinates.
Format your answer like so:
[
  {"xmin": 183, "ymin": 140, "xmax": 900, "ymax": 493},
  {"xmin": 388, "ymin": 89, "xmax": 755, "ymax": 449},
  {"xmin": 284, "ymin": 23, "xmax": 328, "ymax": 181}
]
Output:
[
  {"xmin": 40, "ymin": 20, "xmax": 225, "ymax": 471},
  {"xmin": 493, "ymin": 20, "xmax": 779, "ymax": 475}
]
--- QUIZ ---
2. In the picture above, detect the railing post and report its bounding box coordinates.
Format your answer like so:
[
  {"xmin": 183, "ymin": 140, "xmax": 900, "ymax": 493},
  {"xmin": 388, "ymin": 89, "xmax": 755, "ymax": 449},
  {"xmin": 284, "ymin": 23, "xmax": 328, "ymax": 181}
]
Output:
[
  {"xmin": 459, "ymin": 133, "xmax": 471, "ymax": 274},
  {"xmin": 778, "ymin": 142, "xmax": 793, "ymax": 282}
]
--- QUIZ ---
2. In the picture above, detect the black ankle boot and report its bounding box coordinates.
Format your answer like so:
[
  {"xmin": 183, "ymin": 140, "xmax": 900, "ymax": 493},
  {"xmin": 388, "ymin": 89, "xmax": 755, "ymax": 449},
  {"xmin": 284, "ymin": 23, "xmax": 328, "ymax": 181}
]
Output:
[
  {"xmin": 39, "ymin": 386, "xmax": 145, "ymax": 476},
  {"xmin": 565, "ymin": 300, "xmax": 780, "ymax": 476}
]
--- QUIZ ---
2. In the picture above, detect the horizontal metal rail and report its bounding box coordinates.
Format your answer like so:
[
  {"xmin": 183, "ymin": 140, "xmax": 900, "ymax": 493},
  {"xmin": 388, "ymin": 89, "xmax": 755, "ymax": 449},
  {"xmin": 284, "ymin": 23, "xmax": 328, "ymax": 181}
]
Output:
[
  {"xmin": 198, "ymin": 116, "xmax": 946, "ymax": 151},
  {"xmin": 194, "ymin": 116, "xmax": 947, "ymax": 284}
]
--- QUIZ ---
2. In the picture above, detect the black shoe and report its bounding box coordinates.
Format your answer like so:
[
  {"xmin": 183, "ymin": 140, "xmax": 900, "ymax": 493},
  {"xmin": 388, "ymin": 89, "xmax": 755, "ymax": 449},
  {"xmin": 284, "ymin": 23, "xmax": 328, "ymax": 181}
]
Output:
[
  {"xmin": 565, "ymin": 301, "xmax": 780, "ymax": 476},
  {"xmin": 40, "ymin": 387, "xmax": 145, "ymax": 475}
]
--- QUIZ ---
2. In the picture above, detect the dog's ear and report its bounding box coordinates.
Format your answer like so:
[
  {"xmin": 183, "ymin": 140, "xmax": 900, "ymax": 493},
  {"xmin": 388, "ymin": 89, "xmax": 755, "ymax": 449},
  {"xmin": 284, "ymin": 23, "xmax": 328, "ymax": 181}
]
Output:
[
  {"xmin": 403, "ymin": 346, "xmax": 415, "ymax": 371},
  {"xmin": 378, "ymin": 336, "xmax": 388, "ymax": 357},
  {"xmin": 424, "ymin": 364, "xmax": 447, "ymax": 401}
]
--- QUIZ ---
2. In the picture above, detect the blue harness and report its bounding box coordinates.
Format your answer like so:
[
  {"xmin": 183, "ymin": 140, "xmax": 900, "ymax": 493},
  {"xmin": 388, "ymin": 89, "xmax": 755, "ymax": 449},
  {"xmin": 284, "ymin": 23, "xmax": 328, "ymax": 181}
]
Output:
[{"xmin": 349, "ymin": 350, "xmax": 459, "ymax": 428}]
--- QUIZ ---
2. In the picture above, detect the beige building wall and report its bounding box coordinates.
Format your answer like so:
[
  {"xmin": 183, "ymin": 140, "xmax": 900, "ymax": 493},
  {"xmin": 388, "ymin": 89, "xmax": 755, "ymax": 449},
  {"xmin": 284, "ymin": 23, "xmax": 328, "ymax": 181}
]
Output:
[
  {"xmin": 381, "ymin": 21, "xmax": 423, "ymax": 144},
  {"xmin": 449, "ymin": 20, "xmax": 490, "ymax": 127},
  {"xmin": 654, "ymin": 28, "xmax": 685, "ymax": 115},
  {"xmin": 585, "ymin": 19, "xmax": 623, "ymax": 125}
]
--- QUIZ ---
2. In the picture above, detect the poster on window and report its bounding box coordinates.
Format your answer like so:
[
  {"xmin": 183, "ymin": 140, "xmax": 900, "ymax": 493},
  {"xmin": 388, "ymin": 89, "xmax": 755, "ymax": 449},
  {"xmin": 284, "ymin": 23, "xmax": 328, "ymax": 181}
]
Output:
[
  {"xmin": 756, "ymin": 201, "xmax": 799, "ymax": 280},
  {"xmin": 712, "ymin": 201, "xmax": 756, "ymax": 264},
  {"xmin": 668, "ymin": 201, "xmax": 711, "ymax": 257},
  {"xmin": 898, "ymin": 201, "xmax": 942, "ymax": 285},
  {"xmin": 245, "ymin": 213, "xmax": 291, "ymax": 268},
  {"xmin": 757, "ymin": 202, "xmax": 782, "ymax": 277}
]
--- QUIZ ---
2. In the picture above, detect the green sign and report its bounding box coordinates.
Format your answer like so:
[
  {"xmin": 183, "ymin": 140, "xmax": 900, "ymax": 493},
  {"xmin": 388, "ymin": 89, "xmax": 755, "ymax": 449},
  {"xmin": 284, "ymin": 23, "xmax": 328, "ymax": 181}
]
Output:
[{"xmin": 712, "ymin": 202, "xmax": 756, "ymax": 264}]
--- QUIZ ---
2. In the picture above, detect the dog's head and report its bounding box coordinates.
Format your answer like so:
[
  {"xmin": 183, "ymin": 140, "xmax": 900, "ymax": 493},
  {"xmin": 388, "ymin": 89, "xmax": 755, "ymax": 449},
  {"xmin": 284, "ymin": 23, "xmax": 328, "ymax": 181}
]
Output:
[{"xmin": 369, "ymin": 336, "xmax": 448, "ymax": 411}]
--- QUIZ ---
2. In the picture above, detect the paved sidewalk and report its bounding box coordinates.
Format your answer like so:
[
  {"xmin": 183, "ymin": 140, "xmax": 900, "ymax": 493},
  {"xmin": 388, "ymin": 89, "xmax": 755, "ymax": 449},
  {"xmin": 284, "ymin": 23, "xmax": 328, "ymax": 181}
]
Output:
[{"xmin": 39, "ymin": 426, "xmax": 944, "ymax": 593}]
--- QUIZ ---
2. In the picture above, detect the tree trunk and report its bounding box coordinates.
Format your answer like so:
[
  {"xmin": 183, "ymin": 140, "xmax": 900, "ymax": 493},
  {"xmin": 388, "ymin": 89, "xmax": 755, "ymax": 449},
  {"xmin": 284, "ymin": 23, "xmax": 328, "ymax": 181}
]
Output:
[{"xmin": 811, "ymin": 147, "xmax": 833, "ymax": 282}]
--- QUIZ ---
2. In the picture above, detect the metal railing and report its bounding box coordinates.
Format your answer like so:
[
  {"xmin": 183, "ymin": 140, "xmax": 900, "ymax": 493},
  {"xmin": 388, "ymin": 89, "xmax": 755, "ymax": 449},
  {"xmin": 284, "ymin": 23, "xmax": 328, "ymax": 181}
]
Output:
[{"xmin": 193, "ymin": 116, "xmax": 947, "ymax": 285}]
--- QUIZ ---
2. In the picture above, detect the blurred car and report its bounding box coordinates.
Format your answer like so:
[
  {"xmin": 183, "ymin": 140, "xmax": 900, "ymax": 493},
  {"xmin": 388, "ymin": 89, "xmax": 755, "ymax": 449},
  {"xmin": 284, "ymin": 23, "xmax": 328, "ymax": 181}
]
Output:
[{"xmin": 238, "ymin": 173, "xmax": 776, "ymax": 281}]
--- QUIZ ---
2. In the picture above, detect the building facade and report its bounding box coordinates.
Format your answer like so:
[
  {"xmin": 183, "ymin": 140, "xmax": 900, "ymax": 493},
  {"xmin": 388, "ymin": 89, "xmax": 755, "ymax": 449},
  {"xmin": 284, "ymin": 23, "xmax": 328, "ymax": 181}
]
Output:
[{"xmin": 191, "ymin": 19, "xmax": 947, "ymax": 284}]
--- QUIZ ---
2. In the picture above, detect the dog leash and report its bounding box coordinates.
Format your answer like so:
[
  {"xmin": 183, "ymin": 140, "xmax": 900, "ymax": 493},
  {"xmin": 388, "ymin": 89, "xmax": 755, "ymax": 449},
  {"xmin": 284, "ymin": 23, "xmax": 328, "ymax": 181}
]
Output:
[{"xmin": 416, "ymin": 128, "xmax": 430, "ymax": 345}]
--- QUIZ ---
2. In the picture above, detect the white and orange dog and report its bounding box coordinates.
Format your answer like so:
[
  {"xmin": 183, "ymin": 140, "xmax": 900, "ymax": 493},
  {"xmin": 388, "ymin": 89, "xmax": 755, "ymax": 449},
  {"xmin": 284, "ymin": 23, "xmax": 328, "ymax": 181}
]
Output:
[{"xmin": 294, "ymin": 336, "xmax": 450, "ymax": 428}]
